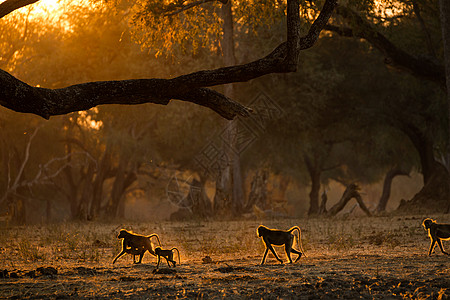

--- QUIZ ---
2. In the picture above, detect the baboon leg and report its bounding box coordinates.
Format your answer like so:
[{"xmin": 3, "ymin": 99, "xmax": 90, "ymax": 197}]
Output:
[
  {"xmin": 284, "ymin": 243, "xmax": 293, "ymax": 263},
  {"xmin": 291, "ymin": 248, "xmax": 303, "ymax": 262},
  {"xmin": 156, "ymin": 256, "xmax": 161, "ymax": 268},
  {"xmin": 165, "ymin": 257, "xmax": 171, "ymax": 267},
  {"xmin": 113, "ymin": 251, "xmax": 126, "ymax": 264},
  {"xmin": 137, "ymin": 252, "xmax": 144, "ymax": 264},
  {"xmin": 429, "ymin": 240, "xmax": 436, "ymax": 256},
  {"xmin": 133, "ymin": 255, "xmax": 139, "ymax": 264},
  {"xmin": 436, "ymin": 239, "xmax": 449, "ymax": 255},
  {"xmin": 261, "ymin": 248, "xmax": 269, "ymax": 265},
  {"xmin": 267, "ymin": 244, "xmax": 283, "ymax": 263}
]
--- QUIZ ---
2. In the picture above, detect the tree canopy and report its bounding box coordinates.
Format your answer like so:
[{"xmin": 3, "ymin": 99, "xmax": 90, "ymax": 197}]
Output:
[
  {"xmin": 0, "ymin": 0, "xmax": 448, "ymax": 222},
  {"xmin": 0, "ymin": 0, "xmax": 337, "ymax": 120}
]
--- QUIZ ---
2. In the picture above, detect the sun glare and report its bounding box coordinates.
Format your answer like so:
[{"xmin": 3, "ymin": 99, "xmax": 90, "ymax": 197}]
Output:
[
  {"xmin": 0, "ymin": 0, "xmax": 61, "ymax": 17},
  {"xmin": 1, "ymin": 0, "xmax": 91, "ymax": 29}
]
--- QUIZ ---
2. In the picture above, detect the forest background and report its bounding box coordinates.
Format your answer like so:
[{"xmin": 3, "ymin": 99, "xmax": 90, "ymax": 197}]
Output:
[{"xmin": 0, "ymin": 0, "xmax": 447, "ymax": 224}]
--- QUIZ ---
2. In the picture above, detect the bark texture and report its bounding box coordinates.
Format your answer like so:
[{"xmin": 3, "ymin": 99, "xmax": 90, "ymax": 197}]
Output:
[{"xmin": 318, "ymin": 190, "xmax": 328, "ymax": 214}]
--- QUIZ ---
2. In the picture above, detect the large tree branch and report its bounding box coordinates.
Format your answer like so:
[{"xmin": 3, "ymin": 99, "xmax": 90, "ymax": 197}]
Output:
[
  {"xmin": 411, "ymin": 0, "xmax": 436, "ymax": 57},
  {"xmin": 163, "ymin": 0, "xmax": 227, "ymax": 17},
  {"xmin": 0, "ymin": 0, "xmax": 38, "ymax": 19},
  {"xmin": 0, "ymin": 0, "xmax": 337, "ymax": 120},
  {"xmin": 326, "ymin": 5, "xmax": 446, "ymax": 88}
]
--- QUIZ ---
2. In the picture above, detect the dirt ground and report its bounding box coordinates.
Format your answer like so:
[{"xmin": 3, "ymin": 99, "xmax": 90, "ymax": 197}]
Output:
[{"xmin": 0, "ymin": 215, "xmax": 449, "ymax": 299}]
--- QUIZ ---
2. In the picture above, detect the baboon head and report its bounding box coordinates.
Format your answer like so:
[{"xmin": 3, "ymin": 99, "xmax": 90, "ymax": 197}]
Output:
[
  {"xmin": 422, "ymin": 218, "xmax": 434, "ymax": 230},
  {"xmin": 155, "ymin": 247, "xmax": 162, "ymax": 255},
  {"xmin": 117, "ymin": 229, "xmax": 129, "ymax": 239},
  {"xmin": 256, "ymin": 225, "xmax": 265, "ymax": 237}
]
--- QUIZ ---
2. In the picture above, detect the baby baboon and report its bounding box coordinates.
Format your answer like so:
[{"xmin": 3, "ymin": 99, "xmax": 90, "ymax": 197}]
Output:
[
  {"xmin": 257, "ymin": 225, "xmax": 305, "ymax": 265},
  {"xmin": 112, "ymin": 229, "xmax": 162, "ymax": 264},
  {"xmin": 422, "ymin": 218, "xmax": 450, "ymax": 256},
  {"xmin": 154, "ymin": 247, "xmax": 180, "ymax": 268}
]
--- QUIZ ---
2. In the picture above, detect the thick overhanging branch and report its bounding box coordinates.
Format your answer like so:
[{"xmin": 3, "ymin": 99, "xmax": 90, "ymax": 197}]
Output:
[
  {"xmin": 0, "ymin": 69, "xmax": 251, "ymax": 119},
  {"xmin": 326, "ymin": 5, "xmax": 446, "ymax": 88},
  {"xmin": 0, "ymin": 0, "xmax": 39, "ymax": 18},
  {"xmin": 163, "ymin": 0, "xmax": 227, "ymax": 17},
  {"xmin": 0, "ymin": 0, "xmax": 337, "ymax": 120}
]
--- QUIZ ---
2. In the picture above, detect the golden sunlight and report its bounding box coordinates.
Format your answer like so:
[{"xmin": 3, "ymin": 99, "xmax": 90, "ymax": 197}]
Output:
[
  {"xmin": 0, "ymin": 0, "xmax": 61, "ymax": 18},
  {"xmin": 373, "ymin": 0, "xmax": 406, "ymax": 18},
  {"xmin": 1, "ymin": 0, "xmax": 90, "ymax": 26},
  {"xmin": 78, "ymin": 109, "xmax": 103, "ymax": 130}
]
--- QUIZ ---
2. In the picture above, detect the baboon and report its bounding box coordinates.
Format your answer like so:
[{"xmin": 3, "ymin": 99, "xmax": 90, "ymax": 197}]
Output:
[
  {"xmin": 257, "ymin": 225, "xmax": 304, "ymax": 265},
  {"xmin": 155, "ymin": 247, "xmax": 180, "ymax": 268},
  {"xmin": 422, "ymin": 218, "xmax": 450, "ymax": 256},
  {"xmin": 112, "ymin": 229, "xmax": 162, "ymax": 264}
]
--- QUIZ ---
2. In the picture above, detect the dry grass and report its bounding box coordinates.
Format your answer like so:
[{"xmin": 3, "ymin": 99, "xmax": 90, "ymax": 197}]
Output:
[{"xmin": 0, "ymin": 215, "xmax": 449, "ymax": 299}]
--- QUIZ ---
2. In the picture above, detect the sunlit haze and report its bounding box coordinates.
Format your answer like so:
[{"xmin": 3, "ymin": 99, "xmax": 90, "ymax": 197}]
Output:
[{"xmin": 1, "ymin": 0, "xmax": 89, "ymax": 27}]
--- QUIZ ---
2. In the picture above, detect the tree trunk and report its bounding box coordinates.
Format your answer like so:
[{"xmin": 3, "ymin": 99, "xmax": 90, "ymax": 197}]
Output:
[
  {"xmin": 245, "ymin": 170, "xmax": 268, "ymax": 211},
  {"xmin": 89, "ymin": 147, "xmax": 111, "ymax": 219},
  {"xmin": 440, "ymin": 0, "xmax": 450, "ymax": 212},
  {"xmin": 9, "ymin": 195, "xmax": 26, "ymax": 225},
  {"xmin": 318, "ymin": 189, "xmax": 328, "ymax": 214},
  {"xmin": 392, "ymin": 119, "xmax": 449, "ymax": 213},
  {"xmin": 327, "ymin": 183, "xmax": 372, "ymax": 217},
  {"xmin": 308, "ymin": 171, "xmax": 321, "ymax": 215},
  {"xmin": 416, "ymin": 137, "xmax": 438, "ymax": 185},
  {"xmin": 76, "ymin": 163, "xmax": 95, "ymax": 220},
  {"xmin": 107, "ymin": 157, "xmax": 134, "ymax": 218},
  {"xmin": 213, "ymin": 167, "xmax": 232, "ymax": 215},
  {"xmin": 187, "ymin": 178, "xmax": 211, "ymax": 218},
  {"xmin": 375, "ymin": 167, "xmax": 409, "ymax": 212},
  {"xmin": 213, "ymin": 0, "xmax": 245, "ymax": 216},
  {"xmin": 278, "ymin": 176, "xmax": 291, "ymax": 202},
  {"xmin": 398, "ymin": 162, "xmax": 449, "ymax": 212},
  {"xmin": 304, "ymin": 155, "xmax": 321, "ymax": 215}
]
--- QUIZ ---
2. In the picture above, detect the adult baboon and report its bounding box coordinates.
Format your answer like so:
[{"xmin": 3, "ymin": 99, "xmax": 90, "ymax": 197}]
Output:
[
  {"xmin": 112, "ymin": 229, "xmax": 162, "ymax": 264},
  {"xmin": 154, "ymin": 247, "xmax": 180, "ymax": 268},
  {"xmin": 422, "ymin": 218, "xmax": 450, "ymax": 256},
  {"xmin": 257, "ymin": 225, "xmax": 304, "ymax": 265}
]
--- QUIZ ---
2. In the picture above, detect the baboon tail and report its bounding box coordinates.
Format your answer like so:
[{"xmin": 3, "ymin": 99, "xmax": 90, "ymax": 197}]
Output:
[
  {"xmin": 147, "ymin": 234, "xmax": 162, "ymax": 247},
  {"xmin": 289, "ymin": 226, "xmax": 306, "ymax": 257},
  {"xmin": 287, "ymin": 226, "xmax": 300, "ymax": 233},
  {"xmin": 172, "ymin": 248, "xmax": 181, "ymax": 265}
]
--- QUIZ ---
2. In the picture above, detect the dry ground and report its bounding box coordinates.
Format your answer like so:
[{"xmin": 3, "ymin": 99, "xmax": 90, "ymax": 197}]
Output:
[{"xmin": 0, "ymin": 215, "xmax": 449, "ymax": 299}]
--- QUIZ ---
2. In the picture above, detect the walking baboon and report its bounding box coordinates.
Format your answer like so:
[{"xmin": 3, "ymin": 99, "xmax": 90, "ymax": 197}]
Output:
[
  {"xmin": 155, "ymin": 247, "xmax": 180, "ymax": 268},
  {"xmin": 257, "ymin": 225, "xmax": 304, "ymax": 265},
  {"xmin": 112, "ymin": 229, "xmax": 162, "ymax": 264},
  {"xmin": 422, "ymin": 218, "xmax": 450, "ymax": 256}
]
